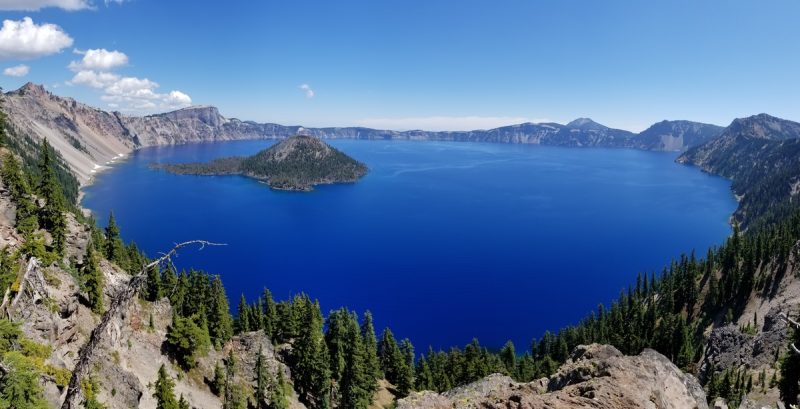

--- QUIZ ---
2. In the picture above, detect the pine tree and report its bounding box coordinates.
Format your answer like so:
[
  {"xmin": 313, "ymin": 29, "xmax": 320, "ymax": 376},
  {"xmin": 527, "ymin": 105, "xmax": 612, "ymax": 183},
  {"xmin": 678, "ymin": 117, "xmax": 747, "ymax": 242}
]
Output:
[
  {"xmin": 361, "ymin": 311, "xmax": 381, "ymax": 381},
  {"xmin": 325, "ymin": 308, "xmax": 349, "ymax": 381},
  {"xmin": 208, "ymin": 275, "xmax": 233, "ymax": 347},
  {"xmin": 212, "ymin": 361, "xmax": 225, "ymax": 396},
  {"xmin": 415, "ymin": 357, "xmax": 434, "ymax": 391},
  {"xmin": 262, "ymin": 288, "xmax": 277, "ymax": 338},
  {"xmin": 292, "ymin": 297, "xmax": 331, "ymax": 409},
  {"xmin": 223, "ymin": 349, "xmax": 237, "ymax": 409},
  {"xmin": 104, "ymin": 212, "xmax": 125, "ymax": 265},
  {"xmin": 83, "ymin": 245, "xmax": 104, "ymax": 314},
  {"xmin": 676, "ymin": 319, "xmax": 695, "ymax": 370},
  {"xmin": 36, "ymin": 139, "xmax": 66, "ymax": 256},
  {"xmin": 161, "ymin": 264, "xmax": 178, "ymax": 302},
  {"xmin": 166, "ymin": 314, "xmax": 211, "ymax": 369},
  {"xmin": 378, "ymin": 328, "xmax": 402, "ymax": 384},
  {"xmin": 237, "ymin": 293, "xmax": 251, "ymax": 333},
  {"xmin": 339, "ymin": 313, "xmax": 372, "ymax": 409},
  {"xmin": 500, "ymin": 340, "xmax": 516, "ymax": 374},
  {"xmin": 1, "ymin": 154, "xmax": 38, "ymax": 235},
  {"xmin": 145, "ymin": 264, "xmax": 162, "ymax": 301},
  {"xmin": 254, "ymin": 347, "xmax": 269, "ymax": 408},
  {"xmin": 268, "ymin": 371, "xmax": 291, "ymax": 409},
  {"xmin": 397, "ymin": 338, "xmax": 415, "ymax": 396},
  {"xmin": 153, "ymin": 364, "xmax": 178, "ymax": 409}
]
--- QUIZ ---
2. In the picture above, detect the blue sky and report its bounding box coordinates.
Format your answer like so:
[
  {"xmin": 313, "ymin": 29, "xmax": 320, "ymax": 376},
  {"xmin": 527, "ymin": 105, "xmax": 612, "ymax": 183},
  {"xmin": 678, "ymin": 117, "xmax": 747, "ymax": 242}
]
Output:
[{"xmin": 0, "ymin": 0, "xmax": 799, "ymax": 131}]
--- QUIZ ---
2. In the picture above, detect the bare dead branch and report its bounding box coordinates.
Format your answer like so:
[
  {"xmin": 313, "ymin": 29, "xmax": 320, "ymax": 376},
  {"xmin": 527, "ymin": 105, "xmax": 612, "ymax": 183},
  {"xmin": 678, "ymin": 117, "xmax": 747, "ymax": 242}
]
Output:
[
  {"xmin": 779, "ymin": 312, "xmax": 800, "ymax": 356},
  {"xmin": 60, "ymin": 240, "xmax": 224, "ymax": 409}
]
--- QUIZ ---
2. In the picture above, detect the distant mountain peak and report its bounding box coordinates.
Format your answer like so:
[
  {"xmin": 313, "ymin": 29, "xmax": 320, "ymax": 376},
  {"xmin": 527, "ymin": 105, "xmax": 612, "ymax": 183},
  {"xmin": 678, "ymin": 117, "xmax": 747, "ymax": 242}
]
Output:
[
  {"xmin": 725, "ymin": 113, "xmax": 800, "ymax": 140},
  {"xmin": 14, "ymin": 82, "xmax": 48, "ymax": 96},
  {"xmin": 566, "ymin": 117, "xmax": 606, "ymax": 130}
]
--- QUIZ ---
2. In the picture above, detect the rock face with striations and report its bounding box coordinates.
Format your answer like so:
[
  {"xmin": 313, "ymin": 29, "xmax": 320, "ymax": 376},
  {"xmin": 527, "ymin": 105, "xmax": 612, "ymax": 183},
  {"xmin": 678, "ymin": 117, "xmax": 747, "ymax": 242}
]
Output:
[
  {"xmin": 636, "ymin": 120, "xmax": 723, "ymax": 151},
  {"xmin": 397, "ymin": 344, "xmax": 708, "ymax": 409}
]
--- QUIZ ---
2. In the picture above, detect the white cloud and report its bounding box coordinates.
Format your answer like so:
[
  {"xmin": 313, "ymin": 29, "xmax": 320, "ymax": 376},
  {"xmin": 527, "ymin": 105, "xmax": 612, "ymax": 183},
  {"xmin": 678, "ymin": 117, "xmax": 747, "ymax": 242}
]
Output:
[
  {"xmin": 70, "ymin": 69, "xmax": 192, "ymax": 111},
  {"xmin": 66, "ymin": 46, "xmax": 191, "ymax": 112},
  {"xmin": 0, "ymin": 0, "xmax": 129, "ymax": 10},
  {"xmin": 68, "ymin": 48, "xmax": 128, "ymax": 71},
  {"xmin": 0, "ymin": 17, "xmax": 73, "ymax": 61},
  {"xmin": 299, "ymin": 83, "xmax": 314, "ymax": 99},
  {"xmin": 69, "ymin": 69, "xmax": 119, "ymax": 88},
  {"xmin": 354, "ymin": 116, "xmax": 548, "ymax": 131},
  {"xmin": 166, "ymin": 90, "xmax": 191, "ymax": 106},
  {"xmin": 3, "ymin": 63, "xmax": 29, "ymax": 76},
  {"xmin": 0, "ymin": 0, "xmax": 91, "ymax": 11}
]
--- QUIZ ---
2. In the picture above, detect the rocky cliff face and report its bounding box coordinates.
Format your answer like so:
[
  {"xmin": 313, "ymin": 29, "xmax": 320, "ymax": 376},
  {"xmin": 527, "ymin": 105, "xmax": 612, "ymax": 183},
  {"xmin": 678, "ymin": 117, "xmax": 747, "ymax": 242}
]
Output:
[
  {"xmin": 1, "ymin": 83, "xmax": 722, "ymax": 187},
  {"xmin": 398, "ymin": 344, "xmax": 709, "ymax": 409},
  {"xmin": 0, "ymin": 83, "xmax": 136, "ymax": 184},
  {"xmin": 677, "ymin": 114, "xmax": 800, "ymax": 227},
  {"xmin": 637, "ymin": 120, "xmax": 724, "ymax": 151}
]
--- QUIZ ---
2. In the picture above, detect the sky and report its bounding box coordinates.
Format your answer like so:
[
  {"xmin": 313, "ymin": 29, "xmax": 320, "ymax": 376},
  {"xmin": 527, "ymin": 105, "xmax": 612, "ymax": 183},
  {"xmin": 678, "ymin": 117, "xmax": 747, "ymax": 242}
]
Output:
[{"xmin": 0, "ymin": 0, "xmax": 799, "ymax": 132}]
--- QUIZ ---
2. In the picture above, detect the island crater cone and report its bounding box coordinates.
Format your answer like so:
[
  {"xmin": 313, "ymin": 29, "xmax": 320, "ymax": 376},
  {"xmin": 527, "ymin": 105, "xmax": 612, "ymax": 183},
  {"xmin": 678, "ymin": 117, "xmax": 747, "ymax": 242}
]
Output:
[{"xmin": 160, "ymin": 135, "xmax": 368, "ymax": 191}]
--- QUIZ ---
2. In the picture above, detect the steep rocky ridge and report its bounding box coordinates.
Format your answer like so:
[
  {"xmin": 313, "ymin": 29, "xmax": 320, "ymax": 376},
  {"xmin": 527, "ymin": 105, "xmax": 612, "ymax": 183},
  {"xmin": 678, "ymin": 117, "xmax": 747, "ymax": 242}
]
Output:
[
  {"xmin": 397, "ymin": 344, "xmax": 708, "ymax": 409},
  {"xmin": 678, "ymin": 114, "xmax": 800, "ymax": 228},
  {"xmin": 1, "ymin": 83, "xmax": 720, "ymax": 188},
  {"xmin": 638, "ymin": 120, "xmax": 724, "ymax": 151}
]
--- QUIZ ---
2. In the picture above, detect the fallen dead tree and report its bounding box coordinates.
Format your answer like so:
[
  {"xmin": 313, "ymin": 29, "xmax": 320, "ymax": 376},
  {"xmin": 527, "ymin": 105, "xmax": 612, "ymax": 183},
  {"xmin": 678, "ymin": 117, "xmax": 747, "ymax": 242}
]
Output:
[
  {"xmin": 0, "ymin": 257, "xmax": 46, "ymax": 318},
  {"xmin": 60, "ymin": 240, "xmax": 224, "ymax": 409}
]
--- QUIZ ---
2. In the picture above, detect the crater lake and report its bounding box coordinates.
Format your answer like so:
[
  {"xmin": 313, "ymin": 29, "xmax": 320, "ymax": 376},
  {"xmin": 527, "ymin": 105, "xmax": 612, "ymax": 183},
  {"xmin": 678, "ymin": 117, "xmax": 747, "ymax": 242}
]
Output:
[{"xmin": 81, "ymin": 139, "xmax": 737, "ymax": 350}]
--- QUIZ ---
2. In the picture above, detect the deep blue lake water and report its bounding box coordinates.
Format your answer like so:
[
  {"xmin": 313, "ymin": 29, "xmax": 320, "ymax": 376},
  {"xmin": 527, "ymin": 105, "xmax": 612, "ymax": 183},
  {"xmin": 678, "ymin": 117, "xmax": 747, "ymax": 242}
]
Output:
[{"xmin": 82, "ymin": 139, "xmax": 737, "ymax": 351}]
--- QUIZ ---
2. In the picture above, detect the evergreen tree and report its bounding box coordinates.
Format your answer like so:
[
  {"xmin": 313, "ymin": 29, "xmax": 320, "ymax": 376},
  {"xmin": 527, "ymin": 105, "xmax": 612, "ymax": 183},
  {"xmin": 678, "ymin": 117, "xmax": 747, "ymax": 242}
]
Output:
[
  {"xmin": 208, "ymin": 275, "xmax": 233, "ymax": 347},
  {"xmin": 166, "ymin": 314, "xmax": 210, "ymax": 369},
  {"xmin": 291, "ymin": 297, "xmax": 331, "ymax": 409},
  {"xmin": 145, "ymin": 264, "xmax": 162, "ymax": 301},
  {"xmin": 237, "ymin": 293, "xmax": 251, "ymax": 333},
  {"xmin": 153, "ymin": 364, "xmax": 178, "ymax": 409},
  {"xmin": 254, "ymin": 347, "xmax": 269, "ymax": 408},
  {"xmin": 268, "ymin": 371, "xmax": 291, "ymax": 409},
  {"xmin": 212, "ymin": 361, "xmax": 226, "ymax": 396},
  {"xmin": 1, "ymin": 154, "xmax": 38, "ymax": 235},
  {"xmin": 0, "ymin": 352, "xmax": 50, "ymax": 409},
  {"xmin": 36, "ymin": 139, "xmax": 66, "ymax": 256},
  {"xmin": 262, "ymin": 288, "xmax": 277, "ymax": 339},
  {"xmin": 104, "ymin": 212, "xmax": 125, "ymax": 265},
  {"xmin": 324, "ymin": 308, "xmax": 349, "ymax": 381},
  {"xmin": 339, "ymin": 312, "xmax": 373, "ymax": 409},
  {"xmin": 378, "ymin": 328, "xmax": 414, "ymax": 396},
  {"xmin": 397, "ymin": 338, "xmax": 415, "ymax": 396},
  {"xmin": 378, "ymin": 328, "xmax": 400, "ymax": 382},
  {"xmin": 676, "ymin": 319, "xmax": 695, "ymax": 371},
  {"xmin": 500, "ymin": 340, "xmax": 516, "ymax": 374},
  {"xmin": 361, "ymin": 311, "xmax": 381, "ymax": 380},
  {"xmin": 83, "ymin": 245, "xmax": 104, "ymax": 314},
  {"xmin": 415, "ymin": 357, "xmax": 434, "ymax": 391},
  {"xmin": 161, "ymin": 265, "xmax": 178, "ymax": 302},
  {"xmin": 223, "ymin": 349, "xmax": 237, "ymax": 409}
]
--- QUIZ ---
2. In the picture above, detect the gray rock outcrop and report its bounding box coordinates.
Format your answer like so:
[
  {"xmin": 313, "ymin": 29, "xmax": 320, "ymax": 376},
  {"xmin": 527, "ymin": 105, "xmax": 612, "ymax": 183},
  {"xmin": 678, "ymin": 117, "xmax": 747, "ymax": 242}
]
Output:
[{"xmin": 398, "ymin": 344, "xmax": 708, "ymax": 409}]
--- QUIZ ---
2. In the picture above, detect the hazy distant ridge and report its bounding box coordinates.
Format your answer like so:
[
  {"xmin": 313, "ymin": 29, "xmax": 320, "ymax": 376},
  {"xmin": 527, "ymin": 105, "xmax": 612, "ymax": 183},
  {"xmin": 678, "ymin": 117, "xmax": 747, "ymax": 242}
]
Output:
[{"xmin": 1, "ymin": 82, "xmax": 722, "ymax": 184}]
